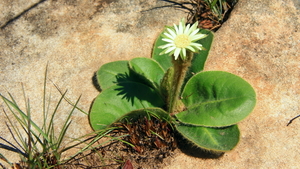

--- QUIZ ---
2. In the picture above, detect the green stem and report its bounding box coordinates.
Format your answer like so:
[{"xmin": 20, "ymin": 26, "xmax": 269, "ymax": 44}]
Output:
[{"xmin": 169, "ymin": 51, "xmax": 193, "ymax": 115}]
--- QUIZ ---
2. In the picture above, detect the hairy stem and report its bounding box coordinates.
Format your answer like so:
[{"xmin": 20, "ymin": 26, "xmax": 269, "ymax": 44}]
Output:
[{"xmin": 169, "ymin": 52, "xmax": 193, "ymax": 115}]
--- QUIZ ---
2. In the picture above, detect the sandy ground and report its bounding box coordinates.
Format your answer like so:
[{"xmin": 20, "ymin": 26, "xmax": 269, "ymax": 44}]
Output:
[{"xmin": 0, "ymin": 0, "xmax": 299, "ymax": 168}]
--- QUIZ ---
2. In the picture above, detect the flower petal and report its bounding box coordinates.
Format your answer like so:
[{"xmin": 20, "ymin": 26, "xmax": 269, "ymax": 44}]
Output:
[
  {"xmin": 165, "ymin": 46, "xmax": 177, "ymax": 54},
  {"xmin": 184, "ymin": 24, "xmax": 191, "ymax": 34},
  {"xmin": 164, "ymin": 32, "xmax": 175, "ymax": 39},
  {"xmin": 178, "ymin": 22, "xmax": 184, "ymax": 34},
  {"xmin": 159, "ymin": 48, "xmax": 168, "ymax": 55},
  {"xmin": 162, "ymin": 38, "xmax": 174, "ymax": 43},
  {"xmin": 191, "ymin": 34, "xmax": 208, "ymax": 41},
  {"xmin": 174, "ymin": 24, "xmax": 179, "ymax": 34},
  {"xmin": 159, "ymin": 43, "xmax": 175, "ymax": 49},
  {"xmin": 186, "ymin": 45, "xmax": 196, "ymax": 52},
  {"xmin": 190, "ymin": 42, "xmax": 203, "ymax": 47},
  {"xmin": 166, "ymin": 28, "xmax": 176, "ymax": 38},
  {"xmin": 190, "ymin": 43, "xmax": 204, "ymax": 50},
  {"xmin": 174, "ymin": 48, "xmax": 181, "ymax": 59},
  {"xmin": 190, "ymin": 28, "xmax": 200, "ymax": 37},
  {"xmin": 189, "ymin": 22, "xmax": 198, "ymax": 33}
]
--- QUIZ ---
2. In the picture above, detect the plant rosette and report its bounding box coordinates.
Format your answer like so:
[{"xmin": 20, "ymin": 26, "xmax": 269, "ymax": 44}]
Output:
[{"xmin": 89, "ymin": 19, "xmax": 256, "ymax": 152}]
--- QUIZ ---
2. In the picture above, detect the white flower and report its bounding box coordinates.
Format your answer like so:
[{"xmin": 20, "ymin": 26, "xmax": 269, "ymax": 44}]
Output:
[{"xmin": 158, "ymin": 19, "xmax": 207, "ymax": 60}]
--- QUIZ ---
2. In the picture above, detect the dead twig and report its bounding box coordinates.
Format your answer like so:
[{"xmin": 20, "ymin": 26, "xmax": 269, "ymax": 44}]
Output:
[{"xmin": 287, "ymin": 115, "xmax": 300, "ymax": 126}]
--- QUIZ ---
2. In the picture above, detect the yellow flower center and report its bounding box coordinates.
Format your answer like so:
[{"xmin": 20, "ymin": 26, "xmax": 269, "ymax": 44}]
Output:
[{"xmin": 174, "ymin": 34, "xmax": 190, "ymax": 48}]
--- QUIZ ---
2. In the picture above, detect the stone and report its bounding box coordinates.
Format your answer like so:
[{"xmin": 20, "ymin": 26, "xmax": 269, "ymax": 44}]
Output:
[
  {"xmin": 165, "ymin": 0, "xmax": 300, "ymax": 168},
  {"xmin": 0, "ymin": 0, "xmax": 300, "ymax": 168},
  {"xmin": 0, "ymin": 0, "xmax": 186, "ymax": 166}
]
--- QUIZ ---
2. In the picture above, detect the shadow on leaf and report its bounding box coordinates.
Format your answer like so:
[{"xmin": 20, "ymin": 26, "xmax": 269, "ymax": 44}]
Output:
[{"xmin": 113, "ymin": 70, "xmax": 163, "ymax": 107}]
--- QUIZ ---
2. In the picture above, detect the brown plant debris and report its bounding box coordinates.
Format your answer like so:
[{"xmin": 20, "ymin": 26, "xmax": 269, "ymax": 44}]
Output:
[
  {"xmin": 54, "ymin": 116, "xmax": 177, "ymax": 169},
  {"xmin": 187, "ymin": 0, "xmax": 238, "ymax": 31},
  {"xmin": 112, "ymin": 116, "xmax": 177, "ymax": 168}
]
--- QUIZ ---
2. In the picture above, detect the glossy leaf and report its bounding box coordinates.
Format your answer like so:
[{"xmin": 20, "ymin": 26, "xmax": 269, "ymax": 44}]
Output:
[
  {"xmin": 152, "ymin": 26, "xmax": 173, "ymax": 71},
  {"xmin": 185, "ymin": 29, "xmax": 214, "ymax": 80},
  {"xmin": 175, "ymin": 123, "xmax": 240, "ymax": 151},
  {"xmin": 128, "ymin": 57, "xmax": 165, "ymax": 90},
  {"xmin": 96, "ymin": 61, "xmax": 129, "ymax": 90},
  {"xmin": 89, "ymin": 83, "xmax": 164, "ymax": 131},
  {"xmin": 176, "ymin": 71, "xmax": 256, "ymax": 127}
]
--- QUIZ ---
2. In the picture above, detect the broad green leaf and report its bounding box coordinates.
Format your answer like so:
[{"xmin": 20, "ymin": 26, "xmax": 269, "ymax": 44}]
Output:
[
  {"xmin": 176, "ymin": 71, "xmax": 256, "ymax": 127},
  {"xmin": 152, "ymin": 28, "xmax": 213, "ymax": 73},
  {"xmin": 186, "ymin": 29, "xmax": 214, "ymax": 78},
  {"xmin": 97, "ymin": 60, "xmax": 129, "ymax": 90},
  {"xmin": 89, "ymin": 82, "xmax": 165, "ymax": 131},
  {"xmin": 152, "ymin": 26, "xmax": 173, "ymax": 71},
  {"xmin": 175, "ymin": 123, "xmax": 240, "ymax": 151},
  {"xmin": 128, "ymin": 57, "xmax": 165, "ymax": 90}
]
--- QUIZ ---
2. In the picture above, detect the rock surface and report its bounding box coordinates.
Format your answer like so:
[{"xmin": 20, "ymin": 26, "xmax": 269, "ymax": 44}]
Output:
[
  {"xmin": 165, "ymin": 0, "xmax": 300, "ymax": 168},
  {"xmin": 0, "ymin": 0, "xmax": 299, "ymax": 168},
  {"xmin": 0, "ymin": 0, "xmax": 186, "ymax": 166}
]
